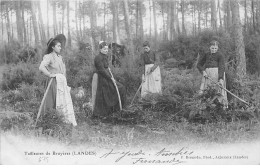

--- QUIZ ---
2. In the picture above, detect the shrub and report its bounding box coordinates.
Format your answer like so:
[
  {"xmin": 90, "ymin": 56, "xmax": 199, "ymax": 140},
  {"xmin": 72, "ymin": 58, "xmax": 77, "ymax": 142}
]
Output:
[
  {"xmin": 0, "ymin": 111, "xmax": 34, "ymax": 132},
  {"xmin": 1, "ymin": 63, "xmax": 40, "ymax": 91},
  {"xmin": 1, "ymin": 83, "xmax": 43, "ymax": 113}
]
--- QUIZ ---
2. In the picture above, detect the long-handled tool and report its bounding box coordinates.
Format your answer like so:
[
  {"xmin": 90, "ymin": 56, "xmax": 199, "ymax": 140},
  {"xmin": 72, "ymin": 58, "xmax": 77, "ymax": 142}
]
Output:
[
  {"xmin": 130, "ymin": 75, "xmax": 145, "ymax": 106},
  {"xmin": 34, "ymin": 77, "xmax": 54, "ymax": 127},
  {"xmin": 205, "ymin": 75, "xmax": 250, "ymax": 106},
  {"xmin": 108, "ymin": 68, "xmax": 122, "ymax": 111}
]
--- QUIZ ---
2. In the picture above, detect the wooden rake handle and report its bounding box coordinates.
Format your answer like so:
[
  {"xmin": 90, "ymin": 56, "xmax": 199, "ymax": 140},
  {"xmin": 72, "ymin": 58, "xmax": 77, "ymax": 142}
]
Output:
[
  {"xmin": 205, "ymin": 76, "xmax": 250, "ymax": 106},
  {"xmin": 34, "ymin": 77, "xmax": 54, "ymax": 127},
  {"xmin": 108, "ymin": 68, "xmax": 122, "ymax": 111}
]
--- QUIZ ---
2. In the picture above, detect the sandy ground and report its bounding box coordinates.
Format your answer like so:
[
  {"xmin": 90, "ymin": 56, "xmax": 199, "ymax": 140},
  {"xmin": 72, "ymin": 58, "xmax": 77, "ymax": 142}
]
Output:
[{"xmin": 1, "ymin": 132, "xmax": 259, "ymax": 165}]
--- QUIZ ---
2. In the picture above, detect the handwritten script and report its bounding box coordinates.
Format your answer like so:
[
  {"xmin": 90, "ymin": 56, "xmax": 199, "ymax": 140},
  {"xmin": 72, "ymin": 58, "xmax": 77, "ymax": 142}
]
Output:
[{"xmin": 99, "ymin": 147, "xmax": 194, "ymax": 164}]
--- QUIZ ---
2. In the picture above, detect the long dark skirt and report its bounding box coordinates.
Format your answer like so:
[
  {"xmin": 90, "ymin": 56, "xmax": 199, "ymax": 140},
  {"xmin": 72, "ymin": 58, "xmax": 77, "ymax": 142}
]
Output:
[
  {"xmin": 39, "ymin": 78, "xmax": 57, "ymax": 117},
  {"xmin": 92, "ymin": 73, "xmax": 126, "ymax": 118}
]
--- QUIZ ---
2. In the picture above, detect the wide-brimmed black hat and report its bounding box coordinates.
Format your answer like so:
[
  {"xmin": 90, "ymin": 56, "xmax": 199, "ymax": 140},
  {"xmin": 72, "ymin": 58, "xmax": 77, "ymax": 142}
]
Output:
[{"xmin": 47, "ymin": 34, "xmax": 66, "ymax": 52}]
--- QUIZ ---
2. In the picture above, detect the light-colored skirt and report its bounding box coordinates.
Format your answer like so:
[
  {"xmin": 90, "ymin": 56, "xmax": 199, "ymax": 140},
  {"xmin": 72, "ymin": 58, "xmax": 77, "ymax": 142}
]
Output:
[
  {"xmin": 141, "ymin": 64, "xmax": 162, "ymax": 98},
  {"xmin": 199, "ymin": 68, "xmax": 228, "ymax": 107}
]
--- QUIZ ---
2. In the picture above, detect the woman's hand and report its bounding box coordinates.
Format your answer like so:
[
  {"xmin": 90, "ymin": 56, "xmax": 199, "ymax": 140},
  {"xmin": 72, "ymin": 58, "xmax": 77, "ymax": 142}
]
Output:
[
  {"xmin": 218, "ymin": 79, "xmax": 224, "ymax": 86},
  {"xmin": 147, "ymin": 67, "xmax": 155, "ymax": 75},
  {"xmin": 49, "ymin": 74, "xmax": 56, "ymax": 78},
  {"xmin": 203, "ymin": 71, "xmax": 208, "ymax": 77},
  {"xmin": 142, "ymin": 74, "xmax": 145, "ymax": 82}
]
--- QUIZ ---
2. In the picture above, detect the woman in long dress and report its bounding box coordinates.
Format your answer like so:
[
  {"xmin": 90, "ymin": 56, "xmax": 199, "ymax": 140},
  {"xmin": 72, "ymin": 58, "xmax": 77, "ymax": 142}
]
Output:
[
  {"xmin": 197, "ymin": 39, "xmax": 228, "ymax": 108},
  {"xmin": 91, "ymin": 41, "xmax": 126, "ymax": 120},
  {"xmin": 38, "ymin": 34, "xmax": 77, "ymax": 126},
  {"xmin": 140, "ymin": 41, "xmax": 162, "ymax": 98}
]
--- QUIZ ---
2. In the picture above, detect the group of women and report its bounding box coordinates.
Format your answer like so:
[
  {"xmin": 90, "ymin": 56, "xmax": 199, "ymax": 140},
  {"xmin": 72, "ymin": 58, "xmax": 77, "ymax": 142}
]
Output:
[{"xmin": 37, "ymin": 34, "xmax": 228, "ymax": 126}]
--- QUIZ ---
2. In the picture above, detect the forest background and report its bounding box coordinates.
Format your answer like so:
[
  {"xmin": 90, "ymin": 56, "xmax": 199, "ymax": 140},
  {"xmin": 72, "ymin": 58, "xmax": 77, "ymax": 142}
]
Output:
[{"xmin": 0, "ymin": 0, "xmax": 260, "ymax": 150}]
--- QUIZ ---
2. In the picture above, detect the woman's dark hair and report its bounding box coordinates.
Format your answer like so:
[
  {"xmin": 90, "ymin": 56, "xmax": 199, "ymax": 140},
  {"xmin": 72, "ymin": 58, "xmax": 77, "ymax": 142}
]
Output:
[
  {"xmin": 45, "ymin": 39, "xmax": 61, "ymax": 54},
  {"xmin": 210, "ymin": 40, "xmax": 219, "ymax": 46},
  {"xmin": 143, "ymin": 41, "xmax": 150, "ymax": 47},
  {"xmin": 99, "ymin": 41, "xmax": 108, "ymax": 49}
]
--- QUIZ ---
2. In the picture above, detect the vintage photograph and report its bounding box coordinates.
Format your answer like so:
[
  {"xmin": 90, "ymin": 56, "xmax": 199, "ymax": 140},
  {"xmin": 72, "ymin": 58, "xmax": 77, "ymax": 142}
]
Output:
[{"xmin": 0, "ymin": 0, "xmax": 260, "ymax": 165}]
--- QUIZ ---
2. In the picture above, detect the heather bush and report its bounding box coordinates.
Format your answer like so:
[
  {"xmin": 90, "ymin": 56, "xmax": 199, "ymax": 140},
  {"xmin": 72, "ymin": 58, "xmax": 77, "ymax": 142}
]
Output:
[{"xmin": 1, "ymin": 62, "xmax": 41, "ymax": 91}]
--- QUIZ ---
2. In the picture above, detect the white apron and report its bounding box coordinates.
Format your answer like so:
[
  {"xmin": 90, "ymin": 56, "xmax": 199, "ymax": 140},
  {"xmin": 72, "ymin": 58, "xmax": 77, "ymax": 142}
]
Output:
[
  {"xmin": 91, "ymin": 73, "xmax": 98, "ymax": 112},
  {"xmin": 199, "ymin": 68, "xmax": 228, "ymax": 108},
  {"xmin": 56, "ymin": 74, "xmax": 77, "ymax": 126},
  {"xmin": 141, "ymin": 64, "xmax": 162, "ymax": 98}
]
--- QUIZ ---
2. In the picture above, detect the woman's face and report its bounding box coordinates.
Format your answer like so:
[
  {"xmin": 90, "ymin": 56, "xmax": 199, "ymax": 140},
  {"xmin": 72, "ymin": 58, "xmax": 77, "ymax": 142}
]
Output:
[
  {"xmin": 52, "ymin": 42, "xmax": 62, "ymax": 54},
  {"xmin": 143, "ymin": 46, "xmax": 150, "ymax": 52},
  {"xmin": 100, "ymin": 46, "xmax": 108, "ymax": 55},
  {"xmin": 210, "ymin": 44, "xmax": 218, "ymax": 54}
]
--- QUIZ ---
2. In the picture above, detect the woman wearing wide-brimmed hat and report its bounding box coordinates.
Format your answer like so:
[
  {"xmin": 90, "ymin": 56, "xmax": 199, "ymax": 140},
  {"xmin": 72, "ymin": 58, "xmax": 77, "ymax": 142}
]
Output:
[
  {"xmin": 91, "ymin": 41, "xmax": 126, "ymax": 120},
  {"xmin": 197, "ymin": 38, "xmax": 228, "ymax": 108},
  {"xmin": 38, "ymin": 34, "xmax": 77, "ymax": 126}
]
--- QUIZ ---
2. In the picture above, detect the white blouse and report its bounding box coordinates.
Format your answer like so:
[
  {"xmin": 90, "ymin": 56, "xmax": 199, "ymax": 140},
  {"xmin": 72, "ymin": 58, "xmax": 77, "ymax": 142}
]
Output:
[{"xmin": 40, "ymin": 52, "xmax": 66, "ymax": 76}]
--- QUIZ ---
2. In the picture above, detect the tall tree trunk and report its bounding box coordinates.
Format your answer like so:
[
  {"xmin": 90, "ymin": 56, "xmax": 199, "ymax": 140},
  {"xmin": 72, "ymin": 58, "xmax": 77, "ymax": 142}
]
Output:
[
  {"xmin": 171, "ymin": 1, "xmax": 177, "ymax": 39},
  {"xmin": 1, "ymin": 4, "xmax": 4, "ymax": 41},
  {"xmin": 211, "ymin": 0, "xmax": 217, "ymax": 31},
  {"xmin": 27, "ymin": 17, "xmax": 30, "ymax": 45},
  {"xmin": 31, "ymin": 1, "xmax": 41, "ymax": 60},
  {"xmin": 226, "ymin": 0, "xmax": 232, "ymax": 31},
  {"xmin": 167, "ymin": 1, "xmax": 171, "ymax": 41},
  {"xmin": 103, "ymin": 1, "xmax": 106, "ymax": 40},
  {"xmin": 181, "ymin": 0, "xmax": 186, "ymax": 35},
  {"xmin": 198, "ymin": 0, "xmax": 201, "ymax": 33},
  {"xmin": 244, "ymin": 0, "xmax": 247, "ymax": 32},
  {"xmin": 47, "ymin": 0, "xmax": 50, "ymax": 38},
  {"xmin": 205, "ymin": 6, "xmax": 208, "ymax": 28},
  {"xmin": 79, "ymin": 2, "xmax": 82, "ymax": 38},
  {"xmin": 251, "ymin": 0, "xmax": 255, "ymax": 32},
  {"xmin": 161, "ymin": 2, "xmax": 166, "ymax": 40},
  {"xmin": 139, "ymin": 0, "xmax": 144, "ymax": 42},
  {"xmin": 231, "ymin": 0, "xmax": 246, "ymax": 78},
  {"xmin": 218, "ymin": 0, "xmax": 222, "ymax": 29},
  {"xmin": 15, "ymin": 1, "xmax": 23, "ymax": 46},
  {"xmin": 153, "ymin": 0, "xmax": 157, "ymax": 48},
  {"xmin": 149, "ymin": 0, "xmax": 152, "ymax": 39},
  {"xmin": 192, "ymin": 3, "xmax": 195, "ymax": 35},
  {"xmin": 5, "ymin": 6, "xmax": 12, "ymax": 44},
  {"xmin": 62, "ymin": 4, "xmax": 65, "ymax": 34},
  {"xmin": 83, "ymin": 12, "xmax": 86, "ymax": 38},
  {"xmin": 75, "ymin": 1, "xmax": 79, "ymax": 40},
  {"xmin": 256, "ymin": 1, "xmax": 260, "ymax": 33},
  {"xmin": 67, "ymin": 1, "xmax": 71, "ymax": 48},
  {"xmin": 111, "ymin": 0, "xmax": 120, "ymax": 43},
  {"xmin": 90, "ymin": 0, "xmax": 97, "ymax": 53},
  {"xmin": 136, "ymin": 0, "xmax": 139, "ymax": 39},
  {"xmin": 171, "ymin": 1, "xmax": 180, "ymax": 40},
  {"xmin": 37, "ymin": 1, "xmax": 46, "ymax": 45},
  {"xmin": 52, "ymin": 2, "xmax": 57, "ymax": 35},
  {"xmin": 31, "ymin": 1, "xmax": 40, "ymax": 45},
  {"xmin": 176, "ymin": 1, "xmax": 180, "ymax": 35},
  {"xmin": 21, "ymin": 2, "xmax": 27, "ymax": 45},
  {"xmin": 29, "ymin": 16, "xmax": 32, "ymax": 46},
  {"xmin": 11, "ymin": 10, "xmax": 13, "ymax": 39},
  {"xmin": 117, "ymin": 2, "xmax": 120, "ymax": 36},
  {"xmin": 123, "ymin": 0, "xmax": 134, "ymax": 68}
]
